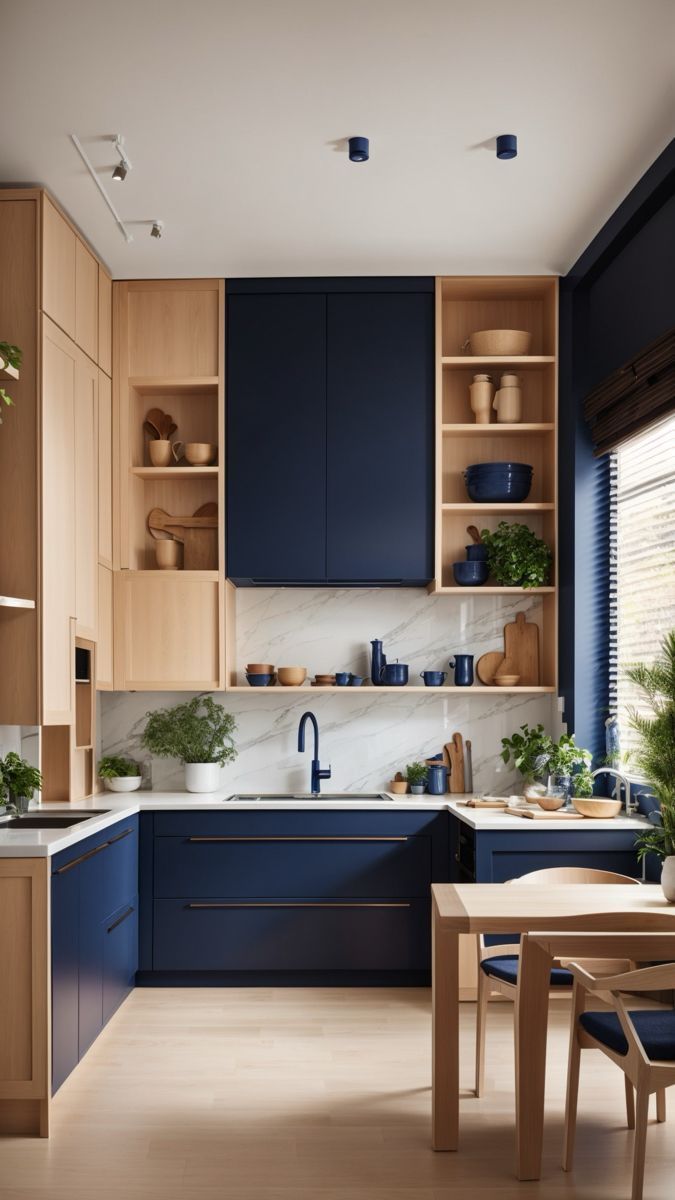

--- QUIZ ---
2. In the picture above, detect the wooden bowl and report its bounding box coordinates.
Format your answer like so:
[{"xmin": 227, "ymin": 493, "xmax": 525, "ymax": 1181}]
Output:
[
  {"xmin": 494, "ymin": 674, "xmax": 521, "ymax": 687},
  {"xmin": 467, "ymin": 329, "xmax": 532, "ymax": 356},
  {"xmin": 277, "ymin": 666, "xmax": 307, "ymax": 686},
  {"xmin": 389, "ymin": 780, "xmax": 409, "ymax": 795},
  {"xmin": 315, "ymin": 674, "xmax": 335, "ymax": 683},
  {"xmin": 246, "ymin": 663, "xmax": 274, "ymax": 674},
  {"xmin": 572, "ymin": 796, "xmax": 622, "ymax": 819}
]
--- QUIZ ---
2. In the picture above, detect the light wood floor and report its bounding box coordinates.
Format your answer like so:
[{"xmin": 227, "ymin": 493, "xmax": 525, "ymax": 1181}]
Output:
[{"xmin": 1, "ymin": 988, "xmax": 673, "ymax": 1200}]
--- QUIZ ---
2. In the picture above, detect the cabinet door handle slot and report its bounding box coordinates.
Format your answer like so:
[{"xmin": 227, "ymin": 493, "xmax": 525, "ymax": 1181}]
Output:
[
  {"xmin": 107, "ymin": 905, "xmax": 135, "ymax": 933},
  {"xmin": 185, "ymin": 901, "xmax": 412, "ymax": 909},
  {"xmin": 55, "ymin": 840, "xmax": 110, "ymax": 874},
  {"xmin": 185, "ymin": 836, "xmax": 409, "ymax": 843}
]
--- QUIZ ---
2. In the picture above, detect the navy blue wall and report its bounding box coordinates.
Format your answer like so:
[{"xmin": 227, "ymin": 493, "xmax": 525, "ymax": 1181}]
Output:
[{"xmin": 559, "ymin": 139, "xmax": 675, "ymax": 755}]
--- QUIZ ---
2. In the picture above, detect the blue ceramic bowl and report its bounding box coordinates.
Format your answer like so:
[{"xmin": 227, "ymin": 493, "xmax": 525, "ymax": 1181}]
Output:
[
  {"xmin": 464, "ymin": 474, "xmax": 532, "ymax": 503},
  {"xmin": 349, "ymin": 675, "xmax": 364, "ymax": 687},
  {"xmin": 246, "ymin": 672, "xmax": 273, "ymax": 687},
  {"xmin": 335, "ymin": 672, "xmax": 350, "ymax": 686},
  {"xmin": 466, "ymin": 461, "xmax": 532, "ymax": 475},
  {"xmin": 465, "ymin": 543, "xmax": 489, "ymax": 561},
  {"xmin": 453, "ymin": 560, "xmax": 489, "ymax": 586},
  {"xmin": 420, "ymin": 670, "xmax": 447, "ymax": 687}
]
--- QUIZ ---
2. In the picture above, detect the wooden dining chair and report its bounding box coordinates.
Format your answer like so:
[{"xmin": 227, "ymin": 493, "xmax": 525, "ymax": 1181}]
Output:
[
  {"xmin": 475, "ymin": 866, "xmax": 640, "ymax": 1097},
  {"xmin": 563, "ymin": 951, "xmax": 675, "ymax": 1200}
]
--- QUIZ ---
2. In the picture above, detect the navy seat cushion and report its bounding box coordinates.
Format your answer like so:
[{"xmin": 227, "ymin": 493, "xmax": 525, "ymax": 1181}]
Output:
[
  {"xmin": 480, "ymin": 954, "xmax": 573, "ymax": 987},
  {"xmin": 579, "ymin": 1009, "xmax": 675, "ymax": 1060}
]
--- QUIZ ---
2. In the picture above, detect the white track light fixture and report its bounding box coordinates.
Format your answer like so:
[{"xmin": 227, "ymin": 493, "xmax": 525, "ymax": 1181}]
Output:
[
  {"xmin": 150, "ymin": 221, "xmax": 163, "ymax": 239},
  {"xmin": 112, "ymin": 135, "xmax": 132, "ymax": 181}
]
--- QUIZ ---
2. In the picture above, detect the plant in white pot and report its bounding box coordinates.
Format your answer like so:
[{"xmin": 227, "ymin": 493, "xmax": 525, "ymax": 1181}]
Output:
[
  {"xmin": 98, "ymin": 755, "xmax": 142, "ymax": 792},
  {"xmin": 0, "ymin": 752, "xmax": 42, "ymax": 814},
  {"xmin": 141, "ymin": 696, "xmax": 237, "ymax": 793},
  {"xmin": 631, "ymin": 631, "xmax": 675, "ymax": 901}
]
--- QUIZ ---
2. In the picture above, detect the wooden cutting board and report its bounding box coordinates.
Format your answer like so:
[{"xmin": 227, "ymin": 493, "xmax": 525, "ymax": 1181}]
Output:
[
  {"xmin": 148, "ymin": 504, "xmax": 218, "ymax": 569},
  {"xmin": 506, "ymin": 807, "xmax": 583, "ymax": 820},
  {"xmin": 501, "ymin": 612, "xmax": 540, "ymax": 685},
  {"xmin": 447, "ymin": 732, "xmax": 465, "ymax": 794},
  {"xmin": 476, "ymin": 650, "xmax": 505, "ymax": 685}
]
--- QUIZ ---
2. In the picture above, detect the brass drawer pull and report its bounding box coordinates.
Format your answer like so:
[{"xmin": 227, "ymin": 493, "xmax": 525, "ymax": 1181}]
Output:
[
  {"xmin": 108, "ymin": 827, "xmax": 134, "ymax": 845},
  {"xmin": 185, "ymin": 836, "xmax": 409, "ymax": 843},
  {"xmin": 55, "ymin": 840, "xmax": 110, "ymax": 874},
  {"xmin": 107, "ymin": 905, "xmax": 135, "ymax": 933},
  {"xmin": 185, "ymin": 901, "xmax": 412, "ymax": 909}
]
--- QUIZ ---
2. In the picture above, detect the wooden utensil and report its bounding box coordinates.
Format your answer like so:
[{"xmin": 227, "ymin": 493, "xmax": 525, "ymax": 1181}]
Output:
[
  {"xmin": 159, "ymin": 412, "xmax": 176, "ymax": 439},
  {"xmin": 143, "ymin": 420, "xmax": 160, "ymax": 440},
  {"xmin": 145, "ymin": 408, "xmax": 165, "ymax": 438},
  {"xmin": 502, "ymin": 611, "xmax": 539, "ymax": 685},
  {"xmin": 466, "ymin": 525, "xmax": 482, "ymax": 544},
  {"xmin": 476, "ymin": 650, "xmax": 505, "ymax": 685},
  {"xmin": 447, "ymin": 733, "xmax": 465, "ymax": 794},
  {"xmin": 147, "ymin": 504, "xmax": 219, "ymax": 569},
  {"xmin": 465, "ymin": 739, "xmax": 473, "ymax": 792}
]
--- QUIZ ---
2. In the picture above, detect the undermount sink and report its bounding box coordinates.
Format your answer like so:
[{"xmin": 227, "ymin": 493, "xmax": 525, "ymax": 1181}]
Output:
[
  {"xmin": 0, "ymin": 810, "xmax": 110, "ymax": 829},
  {"xmin": 223, "ymin": 793, "xmax": 391, "ymax": 802}
]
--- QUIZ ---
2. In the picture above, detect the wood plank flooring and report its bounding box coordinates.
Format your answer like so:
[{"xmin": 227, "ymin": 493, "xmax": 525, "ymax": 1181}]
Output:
[{"xmin": 0, "ymin": 988, "xmax": 672, "ymax": 1199}]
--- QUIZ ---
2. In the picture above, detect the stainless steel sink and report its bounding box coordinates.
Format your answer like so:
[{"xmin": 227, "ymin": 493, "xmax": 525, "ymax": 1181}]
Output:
[
  {"xmin": 223, "ymin": 794, "xmax": 391, "ymax": 802},
  {"xmin": 0, "ymin": 810, "xmax": 110, "ymax": 829}
]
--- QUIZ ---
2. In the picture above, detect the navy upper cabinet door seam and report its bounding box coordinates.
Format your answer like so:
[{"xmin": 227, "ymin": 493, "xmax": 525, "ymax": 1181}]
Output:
[
  {"xmin": 226, "ymin": 292, "xmax": 327, "ymax": 583},
  {"xmin": 326, "ymin": 292, "xmax": 434, "ymax": 584}
]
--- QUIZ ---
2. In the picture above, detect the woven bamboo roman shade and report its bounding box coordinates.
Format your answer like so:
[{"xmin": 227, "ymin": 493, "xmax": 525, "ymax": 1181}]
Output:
[{"xmin": 584, "ymin": 326, "xmax": 675, "ymax": 456}]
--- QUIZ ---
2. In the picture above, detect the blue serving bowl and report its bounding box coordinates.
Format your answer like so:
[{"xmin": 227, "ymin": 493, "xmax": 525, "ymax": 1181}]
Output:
[
  {"xmin": 465, "ymin": 543, "xmax": 489, "ymax": 561},
  {"xmin": 453, "ymin": 560, "xmax": 489, "ymax": 586},
  {"xmin": 420, "ymin": 670, "xmax": 447, "ymax": 686},
  {"xmin": 349, "ymin": 675, "xmax": 364, "ymax": 687},
  {"xmin": 463, "ymin": 471, "xmax": 532, "ymax": 503},
  {"xmin": 465, "ymin": 461, "xmax": 532, "ymax": 475},
  {"xmin": 246, "ymin": 672, "xmax": 273, "ymax": 687}
]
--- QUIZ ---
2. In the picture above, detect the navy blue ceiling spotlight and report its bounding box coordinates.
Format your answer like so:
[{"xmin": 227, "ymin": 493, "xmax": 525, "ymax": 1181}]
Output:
[
  {"xmin": 496, "ymin": 134, "xmax": 518, "ymax": 160},
  {"xmin": 348, "ymin": 136, "xmax": 369, "ymax": 163}
]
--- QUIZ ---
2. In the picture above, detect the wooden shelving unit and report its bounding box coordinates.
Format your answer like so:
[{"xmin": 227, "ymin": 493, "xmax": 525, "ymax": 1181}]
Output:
[
  {"xmin": 434, "ymin": 276, "xmax": 558, "ymax": 690},
  {"xmin": 227, "ymin": 685, "xmax": 556, "ymax": 695}
]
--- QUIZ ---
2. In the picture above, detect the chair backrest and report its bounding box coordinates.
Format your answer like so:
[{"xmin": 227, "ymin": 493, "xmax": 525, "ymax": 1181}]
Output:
[{"xmin": 510, "ymin": 867, "xmax": 641, "ymax": 886}]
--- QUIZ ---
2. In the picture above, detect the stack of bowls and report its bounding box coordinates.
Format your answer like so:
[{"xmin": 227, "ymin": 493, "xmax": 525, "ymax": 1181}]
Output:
[{"xmin": 463, "ymin": 461, "xmax": 533, "ymax": 503}]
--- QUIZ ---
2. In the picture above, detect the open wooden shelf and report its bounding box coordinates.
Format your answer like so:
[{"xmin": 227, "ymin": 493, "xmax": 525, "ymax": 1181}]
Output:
[
  {"xmin": 441, "ymin": 502, "xmax": 555, "ymax": 512},
  {"xmin": 442, "ymin": 355, "xmax": 555, "ymax": 368},
  {"xmin": 0, "ymin": 595, "xmax": 35, "ymax": 609},
  {"xmin": 129, "ymin": 376, "xmax": 219, "ymax": 395},
  {"xmin": 226, "ymin": 685, "xmax": 556, "ymax": 695},
  {"xmin": 428, "ymin": 585, "xmax": 556, "ymax": 595},
  {"xmin": 441, "ymin": 423, "xmax": 554, "ymax": 435},
  {"xmin": 131, "ymin": 466, "xmax": 219, "ymax": 481},
  {"xmin": 0, "ymin": 357, "xmax": 19, "ymax": 381}
]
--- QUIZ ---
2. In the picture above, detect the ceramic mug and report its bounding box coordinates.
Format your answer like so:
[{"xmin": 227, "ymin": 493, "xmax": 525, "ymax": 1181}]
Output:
[
  {"xmin": 148, "ymin": 439, "xmax": 173, "ymax": 467},
  {"xmin": 335, "ymin": 672, "xmax": 350, "ymax": 686},
  {"xmin": 155, "ymin": 539, "xmax": 179, "ymax": 569},
  {"xmin": 449, "ymin": 654, "xmax": 474, "ymax": 686},
  {"xmin": 173, "ymin": 441, "xmax": 217, "ymax": 466},
  {"xmin": 420, "ymin": 670, "xmax": 446, "ymax": 687}
]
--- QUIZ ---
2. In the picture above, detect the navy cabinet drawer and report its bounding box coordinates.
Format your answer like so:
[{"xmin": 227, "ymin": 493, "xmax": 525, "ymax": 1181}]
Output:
[
  {"xmin": 103, "ymin": 898, "xmax": 138, "ymax": 1025},
  {"xmin": 153, "ymin": 899, "xmax": 429, "ymax": 971},
  {"xmin": 153, "ymin": 834, "xmax": 431, "ymax": 899}
]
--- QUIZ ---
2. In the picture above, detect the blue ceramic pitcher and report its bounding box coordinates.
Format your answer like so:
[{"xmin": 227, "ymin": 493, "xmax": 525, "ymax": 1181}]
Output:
[
  {"xmin": 449, "ymin": 654, "xmax": 474, "ymax": 687},
  {"xmin": 370, "ymin": 639, "xmax": 386, "ymax": 688}
]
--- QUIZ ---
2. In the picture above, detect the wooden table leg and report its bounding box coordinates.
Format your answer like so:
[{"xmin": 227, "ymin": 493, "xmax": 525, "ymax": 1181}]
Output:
[
  {"xmin": 515, "ymin": 935, "xmax": 553, "ymax": 1180},
  {"xmin": 432, "ymin": 899, "xmax": 459, "ymax": 1150}
]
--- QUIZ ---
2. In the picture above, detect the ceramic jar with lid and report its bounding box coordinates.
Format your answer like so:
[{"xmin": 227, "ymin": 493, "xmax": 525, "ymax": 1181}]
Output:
[
  {"xmin": 493, "ymin": 373, "xmax": 522, "ymax": 423},
  {"xmin": 469, "ymin": 374, "xmax": 494, "ymax": 424}
]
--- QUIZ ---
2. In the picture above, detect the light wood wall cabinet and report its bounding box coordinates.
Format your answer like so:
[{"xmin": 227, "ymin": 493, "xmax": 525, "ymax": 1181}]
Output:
[
  {"xmin": 113, "ymin": 279, "xmax": 225, "ymax": 689},
  {"xmin": 0, "ymin": 189, "xmax": 111, "ymax": 796}
]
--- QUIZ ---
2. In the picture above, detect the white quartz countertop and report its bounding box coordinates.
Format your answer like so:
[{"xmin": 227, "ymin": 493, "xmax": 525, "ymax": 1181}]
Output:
[{"xmin": 0, "ymin": 791, "xmax": 650, "ymax": 857}]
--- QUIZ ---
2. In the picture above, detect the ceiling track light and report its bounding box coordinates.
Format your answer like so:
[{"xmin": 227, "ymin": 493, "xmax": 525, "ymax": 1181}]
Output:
[
  {"xmin": 150, "ymin": 221, "xmax": 163, "ymax": 239},
  {"xmin": 112, "ymin": 134, "xmax": 132, "ymax": 181},
  {"xmin": 496, "ymin": 134, "xmax": 518, "ymax": 160},
  {"xmin": 348, "ymin": 136, "xmax": 369, "ymax": 163},
  {"xmin": 70, "ymin": 133, "xmax": 133, "ymax": 242}
]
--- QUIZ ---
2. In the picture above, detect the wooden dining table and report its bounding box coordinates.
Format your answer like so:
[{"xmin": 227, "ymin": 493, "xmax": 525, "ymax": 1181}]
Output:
[{"xmin": 431, "ymin": 882, "xmax": 675, "ymax": 1180}]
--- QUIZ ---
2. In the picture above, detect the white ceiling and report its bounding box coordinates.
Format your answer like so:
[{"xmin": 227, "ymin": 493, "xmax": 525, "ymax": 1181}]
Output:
[{"xmin": 3, "ymin": 0, "xmax": 674, "ymax": 279}]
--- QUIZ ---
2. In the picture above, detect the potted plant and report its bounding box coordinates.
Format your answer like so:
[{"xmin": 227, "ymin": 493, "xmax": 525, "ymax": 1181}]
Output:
[
  {"xmin": 142, "ymin": 696, "xmax": 237, "ymax": 793},
  {"xmin": 572, "ymin": 766, "xmax": 594, "ymax": 798},
  {"xmin": 630, "ymin": 631, "xmax": 675, "ymax": 901},
  {"xmin": 0, "ymin": 341, "xmax": 22, "ymax": 424},
  {"xmin": 98, "ymin": 755, "xmax": 142, "ymax": 793},
  {"xmin": 500, "ymin": 723, "xmax": 553, "ymax": 787},
  {"xmin": 405, "ymin": 761, "xmax": 428, "ymax": 795},
  {"xmin": 480, "ymin": 521, "xmax": 552, "ymax": 589},
  {"xmin": 546, "ymin": 734, "xmax": 592, "ymax": 802},
  {"xmin": 0, "ymin": 752, "xmax": 42, "ymax": 814}
]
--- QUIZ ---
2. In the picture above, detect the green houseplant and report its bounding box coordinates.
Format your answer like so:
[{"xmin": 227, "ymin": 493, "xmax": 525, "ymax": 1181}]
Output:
[
  {"xmin": 98, "ymin": 755, "xmax": 142, "ymax": 793},
  {"xmin": 480, "ymin": 522, "xmax": 552, "ymax": 589},
  {"xmin": 500, "ymin": 723, "xmax": 553, "ymax": 784},
  {"xmin": 405, "ymin": 761, "xmax": 428, "ymax": 795},
  {"xmin": 0, "ymin": 752, "xmax": 42, "ymax": 814},
  {"xmin": 0, "ymin": 341, "xmax": 22, "ymax": 422},
  {"xmin": 630, "ymin": 631, "xmax": 675, "ymax": 900},
  {"xmin": 142, "ymin": 696, "xmax": 237, "ymax": 793}
]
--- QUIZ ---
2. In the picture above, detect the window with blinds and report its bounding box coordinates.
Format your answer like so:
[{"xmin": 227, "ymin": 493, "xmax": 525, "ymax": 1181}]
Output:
[{"xmin": 610, "ymin": 411, "xmax": 675, "ymax": 764}]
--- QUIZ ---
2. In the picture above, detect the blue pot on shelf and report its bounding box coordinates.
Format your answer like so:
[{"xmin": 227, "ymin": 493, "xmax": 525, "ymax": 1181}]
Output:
[
  {"xmin": 465, "ymin": 543, "xmax": 489, "ymax": 561},
  {"xmin": 449, "ymin": 655, "xmax": 474, "ymax": 686},
  {"xmin": 380, "ymin": 662, "xmax": 408, "ymax": 686},
  {"xmin": 426, "ymin": 764, "xmax": 449, "ymax": 795},
  {"xmin": 453, "ymin": 561, "xmax": 489, "ymax": 586}
]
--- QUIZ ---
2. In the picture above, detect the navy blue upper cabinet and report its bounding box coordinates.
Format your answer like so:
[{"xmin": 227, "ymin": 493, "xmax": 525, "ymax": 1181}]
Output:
[
  {"xmin": 326, "ymin": 292, "xmax": 434, "ymax": 583},
  {"xmin": 226, "ymin": 279, "xmax": 435, "ymax": 585},
  {"xmin": 226, "ymin": 292, "xmax": 327, "ymax": 583}
]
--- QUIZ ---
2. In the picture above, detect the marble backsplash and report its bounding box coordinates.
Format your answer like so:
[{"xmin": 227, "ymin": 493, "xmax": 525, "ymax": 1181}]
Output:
[{"xmin": 100, "ymin": 587, "xmax": 558, "ymax": 795}]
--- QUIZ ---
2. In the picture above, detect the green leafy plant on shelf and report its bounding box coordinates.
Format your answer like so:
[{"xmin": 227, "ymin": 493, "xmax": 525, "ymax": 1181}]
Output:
[
  {"xmin": 0, "ymin": 341, "xmax": 22, "ymax": 421},
  {"xmin": 480, "ymin": 522, "xmax": 552, "ymax": 589},
  {"xmin": 97, "ymin": 755, "xmax": 141, "ymax": 779},
  {"xmin": 404, "ymin": 762, "xmax": 428, "ymax": 786},
  {"xmin": 500, "ymin": 723, "xmax": 553, "ymax": 783},
  {"xmin": 630, "ymin": 631, "xmax": 675, "ymax": 863},
  {"xmin": 142, "ymin": 696, "xmax": 237, "ymax": 766},
  {"xmin": 0, "ymin": 752, "xmax": 42, "ymax": 813}
]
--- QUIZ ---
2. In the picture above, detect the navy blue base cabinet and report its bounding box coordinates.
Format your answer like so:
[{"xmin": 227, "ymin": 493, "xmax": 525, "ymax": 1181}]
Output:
[
  {"xmin": 450, "ymin": 814, "xmax": 642, "ymax": 883},
  {"xmin": 226, "ymin": 277, "xmax": 434, "ymax": 586},
  {"xmin": 51, "ymin": 816, "xmax": 139, "ymax": 1093},
  {"xmin": 138, "ymin": 809, "xmax": 449, "ymax": 985}
]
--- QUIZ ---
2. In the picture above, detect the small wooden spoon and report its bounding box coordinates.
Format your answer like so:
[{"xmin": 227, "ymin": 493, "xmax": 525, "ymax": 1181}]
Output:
[
  {"xmin": 143, "ymin": 420, "xmax": 160, "ymax": 440},
  {"xmin": 145, "ymin": 408, "xmax": 166, "ymax": 438},
  {"xmin": 466, "ymin": 525, "xmax": 482, "ymax": 544},
  {"xmin": 159, "ymin": 412, "xmax": 176, "ymax": 439}
]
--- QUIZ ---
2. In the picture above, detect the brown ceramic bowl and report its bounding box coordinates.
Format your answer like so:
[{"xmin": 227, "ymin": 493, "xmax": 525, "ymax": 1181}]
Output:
[
  {"xmin": 389, "ymin": 780, "xmax": 409, "ymax": 795},
  {"xmin": 246, "ymin": 663, "xmax": 274, "ymax": 675},
  {"xmin": 277, "ymin": 666, "xmax": 307, "ymax": 686},
  {"xmin": 535, "ymin": 792, "xmax": 567, "ymax": 811}
]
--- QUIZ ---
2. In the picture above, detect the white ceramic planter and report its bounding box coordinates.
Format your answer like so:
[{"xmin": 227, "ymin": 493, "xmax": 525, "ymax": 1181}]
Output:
[
  {"xmin": 661, "ymin": 856, "xmax": 675, "ymax": 903},
  {"xmin": 184, "ymin": 762, "xmax": 220, "ymax": 793},
  {"xmin": 104, "ymin": 776, "xmax": 142, "ymax": 793}
]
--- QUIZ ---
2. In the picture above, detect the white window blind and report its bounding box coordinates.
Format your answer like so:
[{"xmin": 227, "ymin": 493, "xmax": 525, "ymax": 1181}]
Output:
[{"xmin": 611, "ymin": 412, "xmax": 675, "ymax": 761}]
